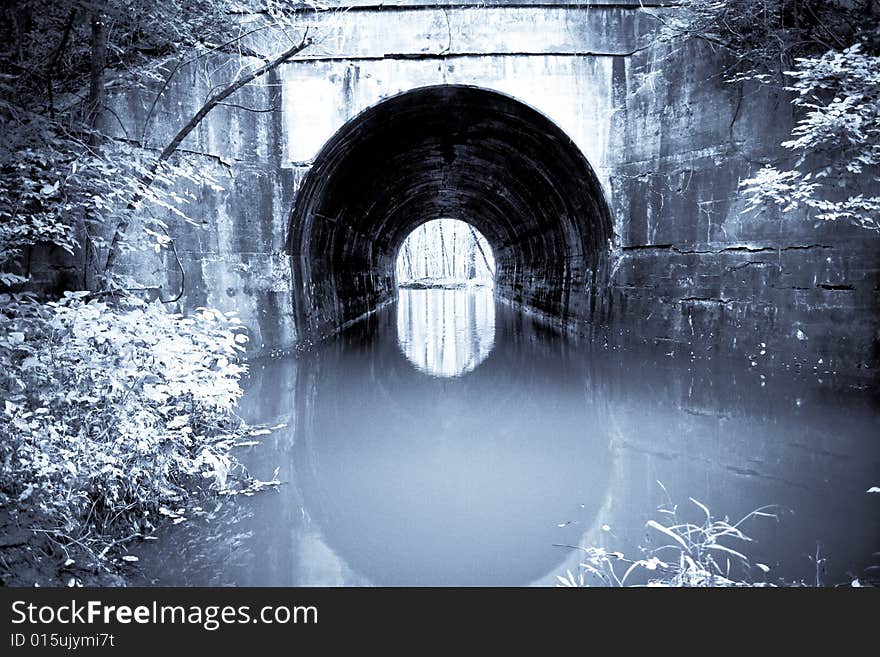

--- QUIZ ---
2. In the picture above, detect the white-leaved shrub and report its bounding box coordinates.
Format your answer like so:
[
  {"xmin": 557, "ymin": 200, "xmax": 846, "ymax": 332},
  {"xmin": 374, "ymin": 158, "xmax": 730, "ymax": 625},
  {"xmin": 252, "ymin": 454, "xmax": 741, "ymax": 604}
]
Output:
[
  {"xmin": 0, "ymin": 292, "xmax": 253, "ymax": 562},
  {"xmin": 740, "ymin": 45, "xmax": 880, "ymax": 231}
]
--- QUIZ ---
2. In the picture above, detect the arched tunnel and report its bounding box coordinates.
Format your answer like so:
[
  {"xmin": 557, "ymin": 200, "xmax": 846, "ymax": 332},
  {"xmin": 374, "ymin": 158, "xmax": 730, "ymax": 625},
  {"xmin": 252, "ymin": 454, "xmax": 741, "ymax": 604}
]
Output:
[{"xmin": 289, "ymin": 85, "xmax": 613, "ymax": 340}]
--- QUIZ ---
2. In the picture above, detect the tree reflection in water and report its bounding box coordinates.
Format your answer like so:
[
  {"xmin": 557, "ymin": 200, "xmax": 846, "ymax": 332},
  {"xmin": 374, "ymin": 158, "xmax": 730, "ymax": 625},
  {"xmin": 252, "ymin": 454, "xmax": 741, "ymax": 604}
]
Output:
[{"xmin": 396, "ymin": 287, "xmax": 495, "ymax": 378}]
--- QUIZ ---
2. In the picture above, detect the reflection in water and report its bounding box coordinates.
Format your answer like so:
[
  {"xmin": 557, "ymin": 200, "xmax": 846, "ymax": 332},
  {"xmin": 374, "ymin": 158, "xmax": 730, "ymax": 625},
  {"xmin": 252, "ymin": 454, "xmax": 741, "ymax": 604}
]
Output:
[
  {"xmin": 134, "ymin": 290, "xmax": 880, "ymax": 587},
  {"xmin": 396, "ymin": 287, "xmax": 495, "ymax": 378},
  {"xmin": 293, "ymin": 307, "xmax": 612, "ymax": 586}
]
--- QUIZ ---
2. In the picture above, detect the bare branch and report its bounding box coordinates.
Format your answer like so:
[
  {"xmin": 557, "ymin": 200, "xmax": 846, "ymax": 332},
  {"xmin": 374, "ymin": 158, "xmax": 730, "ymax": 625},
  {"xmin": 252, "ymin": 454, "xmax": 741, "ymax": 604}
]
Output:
[{"xmin": 103, "ymin": 31, "xmax": 312, "ymax": 277}]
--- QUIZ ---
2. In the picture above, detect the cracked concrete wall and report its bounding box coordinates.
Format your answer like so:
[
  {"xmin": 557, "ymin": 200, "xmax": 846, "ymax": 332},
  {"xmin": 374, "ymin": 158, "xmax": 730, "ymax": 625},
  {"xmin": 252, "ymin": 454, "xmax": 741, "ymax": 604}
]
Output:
[
  {"xmin": 98, "ymin": 1, "xmax": 877, "ymax": 371},
  {"xmin": 102, "ymin": 55, "xmax": 299, "ymax": 357}
]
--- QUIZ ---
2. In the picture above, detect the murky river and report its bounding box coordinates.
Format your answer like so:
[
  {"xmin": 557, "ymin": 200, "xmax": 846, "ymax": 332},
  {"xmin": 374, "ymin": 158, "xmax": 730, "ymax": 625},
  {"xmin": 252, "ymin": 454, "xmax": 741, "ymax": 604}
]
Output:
[{"xmin": 137, "ymin": 288, "xmax": 879, "ymax": 586}]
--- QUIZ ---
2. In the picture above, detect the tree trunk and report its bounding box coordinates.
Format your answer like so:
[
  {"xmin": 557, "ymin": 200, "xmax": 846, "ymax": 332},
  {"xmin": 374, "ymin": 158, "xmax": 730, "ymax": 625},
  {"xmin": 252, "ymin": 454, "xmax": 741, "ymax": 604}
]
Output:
[
  {"xmin": 83, "ymin": 9, "xmax": 106, "ymax": 290},
  {"xmin": 468, "ymin": 225, "xmax": 493, "ymax": 277},
  {"xmin": 46, "ymin": 8, "xmax": 77, "ymax": 119},
  {"xmin": 439, "ymin": 222, "xmax": 448, "ymax": 278},
  {"xmin": 451, "ymin": 229, "xmax": 457, "ymax": 279},
  {"xmin": 86, "ymin": 11, "xmax": 105, "ymax": 143}
]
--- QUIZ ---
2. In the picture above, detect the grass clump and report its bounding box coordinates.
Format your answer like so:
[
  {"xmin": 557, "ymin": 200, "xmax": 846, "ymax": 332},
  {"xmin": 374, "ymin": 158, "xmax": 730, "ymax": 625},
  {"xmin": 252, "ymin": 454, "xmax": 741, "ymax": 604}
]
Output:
[{"xmin": 557, "ymin": 486, "xmax": 786, "ymax": 588}]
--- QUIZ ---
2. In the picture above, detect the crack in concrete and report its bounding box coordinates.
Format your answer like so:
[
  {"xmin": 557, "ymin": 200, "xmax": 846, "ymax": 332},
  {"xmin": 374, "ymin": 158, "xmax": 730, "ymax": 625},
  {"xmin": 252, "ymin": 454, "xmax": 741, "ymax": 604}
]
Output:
[
  {"xmin": 237, "ymin": 2, "xmax": 678, "ymax": 17},
  {"xmin": 621, "ymin": 243, "xmax": 834, "ymax": 255},
  {"xmin": 679, "ymin": 297, "xmax": 733, "ymax": 305},
  {"xmin": 817, "ymin": 283, "xmax": 854, "ymax": 291},
  {"xmin": 290, "ymin": 48, "xmax": 653, "ymax": 64},
  {"xmin": 726, "ymin": 260, "xmax": 774, "ymax": 272}
]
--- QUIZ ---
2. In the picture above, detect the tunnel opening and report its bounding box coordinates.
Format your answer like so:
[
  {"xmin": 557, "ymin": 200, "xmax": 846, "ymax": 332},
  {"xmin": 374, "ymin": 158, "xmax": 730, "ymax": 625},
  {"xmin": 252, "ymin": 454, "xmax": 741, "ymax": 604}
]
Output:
[
  {"xmin": 394, "ymin": 219, "xmax": 496, "ymax": 378},
  {"xmin": 396, "ymin": 285, "xmax": 496, "ymax": 379},
  {"xmin": 288, "ymin": 84, "xmax": 613, "ymax": 342},
  {"xmin": 395, "ymin": 218, "xmax": 495, "ymax": 288}
]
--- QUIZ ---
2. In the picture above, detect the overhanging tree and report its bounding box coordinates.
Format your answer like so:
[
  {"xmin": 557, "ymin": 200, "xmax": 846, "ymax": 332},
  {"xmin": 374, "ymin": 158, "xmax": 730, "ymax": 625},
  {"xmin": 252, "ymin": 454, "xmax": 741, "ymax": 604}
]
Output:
[
  {"xmin": 656, "ymin": 0, "xmax": 880, "ymax": 232},
  {"xmin": 1, "ymin": 0, "xmax": 316, "ymax": 292}
]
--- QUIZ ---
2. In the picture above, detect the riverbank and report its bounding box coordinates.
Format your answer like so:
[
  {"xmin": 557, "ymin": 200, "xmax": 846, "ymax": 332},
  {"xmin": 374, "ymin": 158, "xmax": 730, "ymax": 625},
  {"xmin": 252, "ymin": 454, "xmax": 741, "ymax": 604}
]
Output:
[
  {"xmin": 0, "ymin": 508, "xmax": 128, "ymax": 587},
  {"xmin": 0, "ymin": 295, "xmax": 274, "ymax": 588}
]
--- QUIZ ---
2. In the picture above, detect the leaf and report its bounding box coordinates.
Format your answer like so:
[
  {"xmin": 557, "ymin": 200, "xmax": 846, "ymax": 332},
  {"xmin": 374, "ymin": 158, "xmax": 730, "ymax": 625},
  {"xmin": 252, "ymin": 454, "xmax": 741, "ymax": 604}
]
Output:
[
  {"xmin": 121, "ymin": 555, "xmax": 138, "ymax": 562},
  {"xmin": 167, "ymin": 414, "xmax": 190, "ymax": 430},
  {"xmin": 646, "ymin": 519, "xmax": 691, "ymax": 553},
  {"xmin": 867, "ymin": 487, "xmax": 880, "ymax": 494},
  {"xmin": 689, "ymin": 497, "xmax": 711, "ymax": 522},
  {"xmin": 705, "ymin": 543, "xmax": 748, "ymax": 562},
  {"xmin": 17, "ymin": 484, "xmax": 34, "ymax": 502}
]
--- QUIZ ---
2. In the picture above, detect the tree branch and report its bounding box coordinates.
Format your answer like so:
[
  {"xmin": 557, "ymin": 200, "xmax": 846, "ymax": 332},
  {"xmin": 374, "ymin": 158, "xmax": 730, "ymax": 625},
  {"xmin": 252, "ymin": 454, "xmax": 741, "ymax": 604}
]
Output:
[{"xmin": 103, "ymin": 32, "xmax": 311, "ymax": 277}]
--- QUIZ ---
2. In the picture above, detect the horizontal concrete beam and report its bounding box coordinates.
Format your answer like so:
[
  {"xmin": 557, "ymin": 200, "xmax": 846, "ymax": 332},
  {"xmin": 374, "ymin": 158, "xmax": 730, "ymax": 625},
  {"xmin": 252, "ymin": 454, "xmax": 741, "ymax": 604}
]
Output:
[
  {"xmin": 274, "ymin": 1, "xmax": 677, "ymax": 10},
  {"xmin": 240, "ymin": 5, "xmax": 667, "ymax": 61}
]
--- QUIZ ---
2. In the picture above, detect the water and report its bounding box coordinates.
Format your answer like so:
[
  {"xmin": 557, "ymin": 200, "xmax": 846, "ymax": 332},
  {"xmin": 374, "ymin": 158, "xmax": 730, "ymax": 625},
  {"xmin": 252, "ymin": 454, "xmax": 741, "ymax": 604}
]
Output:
[{"xmin": 137, "ymin": 288, "xmax": 880, "ymax": 586}]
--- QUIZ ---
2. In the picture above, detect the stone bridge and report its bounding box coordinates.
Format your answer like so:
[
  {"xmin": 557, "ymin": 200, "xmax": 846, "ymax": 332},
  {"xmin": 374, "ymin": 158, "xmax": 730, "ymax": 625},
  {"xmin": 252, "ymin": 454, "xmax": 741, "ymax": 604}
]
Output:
[{"xmin": 106, "ymin": 0, "xmax": 879, "ymax": 371}]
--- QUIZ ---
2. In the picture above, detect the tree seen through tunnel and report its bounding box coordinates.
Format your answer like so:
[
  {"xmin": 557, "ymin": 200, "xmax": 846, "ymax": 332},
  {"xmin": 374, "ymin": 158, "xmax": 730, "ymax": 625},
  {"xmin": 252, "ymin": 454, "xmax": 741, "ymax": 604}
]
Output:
[{"xmin": 395, "ymin": 219, "xmax": 495, "ymax": 288}]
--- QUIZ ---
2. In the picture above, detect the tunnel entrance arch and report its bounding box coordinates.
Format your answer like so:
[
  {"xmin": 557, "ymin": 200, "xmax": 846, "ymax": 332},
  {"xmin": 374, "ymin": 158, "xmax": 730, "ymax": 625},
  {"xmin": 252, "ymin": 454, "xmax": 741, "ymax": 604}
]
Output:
[{"xmin": 288, "ymin": 85, "xmax": 613, "ymax": 341}]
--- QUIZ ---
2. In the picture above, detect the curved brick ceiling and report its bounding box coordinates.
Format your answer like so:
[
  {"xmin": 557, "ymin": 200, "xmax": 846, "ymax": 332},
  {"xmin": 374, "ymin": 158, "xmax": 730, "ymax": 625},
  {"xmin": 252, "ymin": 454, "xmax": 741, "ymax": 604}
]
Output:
[{"xmin": 289, "ymin": 84, "xmax": 612, "ymax": 339}]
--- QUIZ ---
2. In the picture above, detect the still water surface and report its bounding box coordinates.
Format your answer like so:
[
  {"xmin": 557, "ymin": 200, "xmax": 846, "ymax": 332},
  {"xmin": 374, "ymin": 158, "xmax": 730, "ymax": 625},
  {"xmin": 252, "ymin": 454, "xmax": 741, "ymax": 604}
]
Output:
[{"xmin": 138, "ymin": 288, "xmax": 879, "ymax": 586}]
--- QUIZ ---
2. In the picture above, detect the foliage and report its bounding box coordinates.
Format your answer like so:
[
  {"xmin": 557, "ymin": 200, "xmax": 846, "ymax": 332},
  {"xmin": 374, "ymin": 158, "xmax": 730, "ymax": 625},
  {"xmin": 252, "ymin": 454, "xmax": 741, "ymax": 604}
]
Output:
[
  {"xmin": 661, "ymin": 0, "xmax": 875, "ymax": 82},
  {"xmin": 0, "ymin": 0, "xmax": 303, "ymax": 288},
  {"xmin": 740, "ymin": 44, "xmax": 880, "ymax": 231},
  {"xmin": 557, "ymin": 494, "xmax": 784, "ymax": 587},
  {"xmin": 0, "ymin": 0, "xmax": 234, "ymax": 288},
  {"xmin": 0, "ymin": 292, "xmax": 270, "ymax": 570},
  {"xmin": 1, "ymin": 1, "xmax": 261, "ymax": 95},
  {"xmin": 660, "ymin": 0, "xmax": 880, "ymax": 232},
  {"xmin": 0, "ymin": 117, "xmax": 222, "ymax": 286},
  {"xmin": 0, "ymin": 0, "xmax": 307, "ymax": 582}
]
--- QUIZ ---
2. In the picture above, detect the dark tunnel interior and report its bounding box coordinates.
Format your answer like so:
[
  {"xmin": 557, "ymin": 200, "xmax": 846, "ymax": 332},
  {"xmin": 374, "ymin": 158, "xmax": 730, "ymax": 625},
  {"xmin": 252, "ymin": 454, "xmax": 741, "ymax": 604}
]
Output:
[{"xmin": 288, "ymin": 84, "xmax": 613, "ymax": 341}]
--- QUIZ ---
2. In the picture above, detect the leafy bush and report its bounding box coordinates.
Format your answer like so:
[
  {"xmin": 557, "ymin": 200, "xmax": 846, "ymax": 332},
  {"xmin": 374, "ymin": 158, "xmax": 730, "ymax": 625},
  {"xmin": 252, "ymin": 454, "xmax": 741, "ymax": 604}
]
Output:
[
  {"xmin": 740, "ymin": 45, "xmax": 880, "ymax": 231},
  {"xmin": 0, "ymin": 292, "xmax": 262, "ymax": 569}
]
